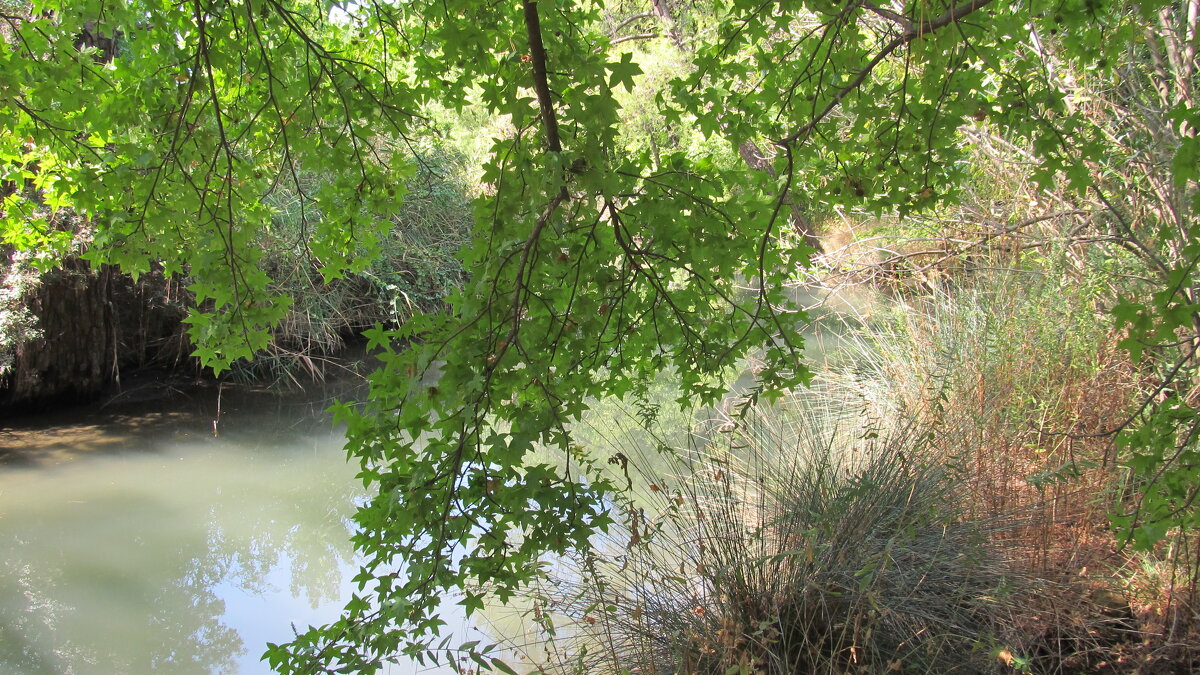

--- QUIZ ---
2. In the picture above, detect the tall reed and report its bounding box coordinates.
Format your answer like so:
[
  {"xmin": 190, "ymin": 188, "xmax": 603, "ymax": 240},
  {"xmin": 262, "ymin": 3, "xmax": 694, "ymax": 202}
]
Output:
[{"xmin": 503, "ymin": 270, "xmax": 1153, "ymax": 673}]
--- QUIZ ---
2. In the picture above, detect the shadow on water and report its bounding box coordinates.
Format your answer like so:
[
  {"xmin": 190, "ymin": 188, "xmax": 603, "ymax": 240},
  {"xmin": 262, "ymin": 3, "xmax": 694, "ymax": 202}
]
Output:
[{"xmin": 0, "ymin": 372, "xmax": 363, "ymax": 468}]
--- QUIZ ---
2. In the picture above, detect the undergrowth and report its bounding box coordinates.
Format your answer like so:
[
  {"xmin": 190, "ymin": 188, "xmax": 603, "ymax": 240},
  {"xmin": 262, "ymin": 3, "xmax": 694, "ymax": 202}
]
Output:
[
  {"xmin": 227, "ymin": 148, "xmax": 473, "ymax": 385},
  {"xmin": 510, "ymin": 388, "xmax": 1057, "ymax": 673},
  {"xmin": 497, "ymin": 268, "xmax": 1200, "ymax": 673}
]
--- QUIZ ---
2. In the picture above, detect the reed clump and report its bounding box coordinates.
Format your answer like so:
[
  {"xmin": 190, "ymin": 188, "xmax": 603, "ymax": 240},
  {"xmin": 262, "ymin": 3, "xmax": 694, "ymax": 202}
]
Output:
[
  {"xmin": 509, "ymin": 270, "xmax": 1166, "ymax": 674},
  {"xmin": 516, "ymin": 388, "xmax": 1064, "ymax": 674}
]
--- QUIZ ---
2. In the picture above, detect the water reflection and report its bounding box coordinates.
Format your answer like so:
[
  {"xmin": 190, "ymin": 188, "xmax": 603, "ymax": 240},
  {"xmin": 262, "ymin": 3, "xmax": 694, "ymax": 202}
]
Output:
[{"xmin": 0, "ymin": 394, "xmax": 402, "ymax": 674}]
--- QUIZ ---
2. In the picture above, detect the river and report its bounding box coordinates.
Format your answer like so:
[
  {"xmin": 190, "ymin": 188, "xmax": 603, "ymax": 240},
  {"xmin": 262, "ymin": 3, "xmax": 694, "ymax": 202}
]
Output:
[
  {"xmin": 0, "ymin": 284, "xmax": 868, "ymax": 674},
  {"xmin": 0, "ymin": 383, "xmax": 474, "ymax": 674}
]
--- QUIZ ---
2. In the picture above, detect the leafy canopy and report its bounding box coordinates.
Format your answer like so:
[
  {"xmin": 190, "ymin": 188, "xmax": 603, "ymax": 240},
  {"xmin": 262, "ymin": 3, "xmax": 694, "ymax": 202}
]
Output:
[{"xmin": 1, "ymin": 0, "xmax": 1194, "ymax": 671}]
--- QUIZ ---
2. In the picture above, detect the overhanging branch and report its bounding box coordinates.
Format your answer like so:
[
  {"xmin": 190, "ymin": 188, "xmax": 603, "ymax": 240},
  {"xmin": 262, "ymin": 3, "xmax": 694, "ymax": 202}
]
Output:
[
  {"xmin": 522, "ymin": 0, "xmax": 563, "ymax": 154},
  {"xmin": 776, "ymin": 0, "xmax": 994, "ymax": 147}
]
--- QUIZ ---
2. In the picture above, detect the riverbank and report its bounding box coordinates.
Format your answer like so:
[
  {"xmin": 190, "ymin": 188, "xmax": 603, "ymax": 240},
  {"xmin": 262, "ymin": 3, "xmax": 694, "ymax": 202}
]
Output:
[{"xmin": 0, "ymin": 350, "xmax": 370, "ymax": 466}]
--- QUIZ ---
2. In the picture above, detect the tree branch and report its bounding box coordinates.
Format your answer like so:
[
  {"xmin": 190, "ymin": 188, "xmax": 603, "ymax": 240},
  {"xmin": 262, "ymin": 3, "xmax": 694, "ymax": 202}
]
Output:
[
  {"xmin": 522, "ymin": 0, "xmax": 563, "ymax": 154},
  {"xmin": 609, "ymin": 11, "xmax": 653, "ymax": 37},
  {"xmin": 610, "ymin": 32, "xmax": 660, "ymax": 47},
  {"xmin": 861, "ymin": 1, "xmax": 912, "ymax": 30},
  {"xmin": 776, "ymin": 0, "xmax": 994, "ymax": 146}
]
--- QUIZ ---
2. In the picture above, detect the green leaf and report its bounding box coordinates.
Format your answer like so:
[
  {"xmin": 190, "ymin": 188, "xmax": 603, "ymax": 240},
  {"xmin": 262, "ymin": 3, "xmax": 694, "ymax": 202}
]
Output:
[
  {"xmin": 492, "ymin": 657, "xmax": 518, "ymax": 674},
  {"xmin": 608, "ymin": 51, "xmax": 642, "ymax": 92}
]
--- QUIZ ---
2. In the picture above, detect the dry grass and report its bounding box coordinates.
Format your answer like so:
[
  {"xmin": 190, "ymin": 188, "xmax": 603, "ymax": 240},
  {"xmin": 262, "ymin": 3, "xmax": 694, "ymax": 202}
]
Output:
[
  {"xmin": 510, "ymin": 387, "xmax": 1074, "ymax": 674},
  {"xmin": 498, "ymin": 269, "xmax": 1200, "ymax": 674}
]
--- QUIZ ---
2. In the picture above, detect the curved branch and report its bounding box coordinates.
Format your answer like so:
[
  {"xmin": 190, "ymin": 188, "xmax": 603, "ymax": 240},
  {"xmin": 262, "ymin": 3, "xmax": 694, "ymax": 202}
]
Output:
[{"xmin": 776, "ymin": 0, "xmax": 995, "ymax": 146}]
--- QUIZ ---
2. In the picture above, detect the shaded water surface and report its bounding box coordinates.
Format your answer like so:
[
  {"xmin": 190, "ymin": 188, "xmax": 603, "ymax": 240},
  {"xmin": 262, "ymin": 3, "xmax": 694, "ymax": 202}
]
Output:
[{"xmin": 0, "ymin": 385, "xmax": 461, "ymax": 674}]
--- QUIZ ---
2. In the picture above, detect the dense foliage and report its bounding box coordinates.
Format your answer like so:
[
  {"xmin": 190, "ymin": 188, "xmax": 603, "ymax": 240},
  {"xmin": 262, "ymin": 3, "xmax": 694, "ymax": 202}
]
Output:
[{"xmin": 1, "ymin": 0, "xmax": 1196, "ymax": 670}]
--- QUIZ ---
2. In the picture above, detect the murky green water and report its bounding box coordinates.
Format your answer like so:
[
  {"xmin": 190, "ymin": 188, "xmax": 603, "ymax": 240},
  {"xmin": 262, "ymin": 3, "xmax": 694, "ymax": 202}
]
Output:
[
  {"xmin": 0, "ymin": 285, "xmax": 868, "ymax": 675},
  {"xmin": 0, "ymin": 388, "xmax": 467, "ymax": 674}
]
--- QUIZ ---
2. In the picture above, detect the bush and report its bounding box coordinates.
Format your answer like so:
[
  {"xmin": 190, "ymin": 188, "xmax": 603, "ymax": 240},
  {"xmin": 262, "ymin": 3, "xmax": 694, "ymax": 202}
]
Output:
[
  {"xmin": 0, "ymin": 249, "xmax": 42, "ymax": 377},
  {"xmin": 515, "ymin": 388, "xmax": 1049, "ymax": 674},
  {"xmin": 502, "ymin": 269, "xmax": 1159, "ymax": 674}
]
